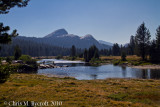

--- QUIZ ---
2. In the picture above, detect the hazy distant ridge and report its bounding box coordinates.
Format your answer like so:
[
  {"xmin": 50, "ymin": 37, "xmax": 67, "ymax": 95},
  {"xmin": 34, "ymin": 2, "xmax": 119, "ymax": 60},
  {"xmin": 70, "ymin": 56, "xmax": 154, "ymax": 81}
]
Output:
[
  {"xmin": 98, "ymin": 40, "xmax": 113, "ymax": 46},
  {"xmin": 17, "ymin": 29, "xmax": 112, "ymax": 49}
]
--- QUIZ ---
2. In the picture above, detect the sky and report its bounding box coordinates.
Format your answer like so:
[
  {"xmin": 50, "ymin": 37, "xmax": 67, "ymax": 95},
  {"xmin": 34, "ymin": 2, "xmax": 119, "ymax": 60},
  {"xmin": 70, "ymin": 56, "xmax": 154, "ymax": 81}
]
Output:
[{"xmin": 1, "ymin": 0, "xmax": 160, "ymax": 44}]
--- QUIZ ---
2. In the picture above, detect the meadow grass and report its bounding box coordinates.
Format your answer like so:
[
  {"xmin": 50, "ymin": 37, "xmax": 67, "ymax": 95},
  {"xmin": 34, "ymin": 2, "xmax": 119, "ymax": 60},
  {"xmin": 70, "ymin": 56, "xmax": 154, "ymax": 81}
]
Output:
[
  {"xmin": 0, "ymin": 74, "xmax": 160, "ymax": 107},
  {"xmin": 100, "ymin": 55, "xmax": 157, "ymax": 66},
  {"xmin": 100, "ymin": 55, "xmax": 141, "ymax": 61}
]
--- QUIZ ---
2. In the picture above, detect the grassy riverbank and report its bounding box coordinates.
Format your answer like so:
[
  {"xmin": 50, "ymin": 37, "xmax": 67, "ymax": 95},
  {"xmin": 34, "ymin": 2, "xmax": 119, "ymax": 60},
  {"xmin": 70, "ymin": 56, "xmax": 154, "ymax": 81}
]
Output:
[
  {"xmin": 97, "ymin": 55, "xmax": 160, "ymax": 67},
  {"xmin": 34, "ymin": 55, "xmax": 160, "ymax": 68},
  {"xmin": 0, "ymin": 74, "xmax": 160, "ymax": 107},
  {"xmin": 24, "ymin": 55, "xmax": 160, "ymax": 66}
]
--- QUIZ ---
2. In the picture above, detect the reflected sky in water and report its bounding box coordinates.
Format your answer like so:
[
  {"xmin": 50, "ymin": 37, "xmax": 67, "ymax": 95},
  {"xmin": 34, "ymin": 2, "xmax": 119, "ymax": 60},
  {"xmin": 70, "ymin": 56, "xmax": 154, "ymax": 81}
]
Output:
[{"xmin": 38, "ymin": 59, "xmax": 160, "ymax": 80}]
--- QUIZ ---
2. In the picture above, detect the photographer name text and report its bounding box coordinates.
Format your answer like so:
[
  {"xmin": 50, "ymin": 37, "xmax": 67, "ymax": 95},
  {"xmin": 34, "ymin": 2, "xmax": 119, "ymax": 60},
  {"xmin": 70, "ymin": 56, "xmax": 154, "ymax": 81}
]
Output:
[{"xmin": 4, "ymin": 101, "xmax": 62, "ymax": 106}]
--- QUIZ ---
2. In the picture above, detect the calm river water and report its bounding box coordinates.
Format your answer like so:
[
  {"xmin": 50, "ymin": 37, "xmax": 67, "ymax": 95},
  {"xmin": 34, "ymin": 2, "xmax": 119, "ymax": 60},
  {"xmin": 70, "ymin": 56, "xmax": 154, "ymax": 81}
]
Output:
[{"xmin": 37, "ymin": 59, "xmax": 160, "ymax": 80}]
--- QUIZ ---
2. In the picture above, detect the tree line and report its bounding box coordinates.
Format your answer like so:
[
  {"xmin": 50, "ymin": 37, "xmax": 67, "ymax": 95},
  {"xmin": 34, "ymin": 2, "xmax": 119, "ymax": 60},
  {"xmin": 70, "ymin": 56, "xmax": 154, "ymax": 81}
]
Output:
[
  {"xmin": 0, "ymin": 38, "xmax": 74, "ymax": 57},
  {"xmin": 99, "ymin": 22, "xmax": 160, "ymax": 63},
  {"xmin": 71, "ymin": 22, "xmax": 160, "ymax": 63},
  {"xmin": 125, "ymin": 23, "xmax": 160, "ymax": 62},
  {"xmin": 1, "ymin": 22, "xmax": 160, "ymax": 63},
  {"xmin": 1, "ymin": 1, "xmax": 160, "ymax": 64},
  {"xmin": 70, "ymin": 45, "xmax": 99, "ymax": 62}
]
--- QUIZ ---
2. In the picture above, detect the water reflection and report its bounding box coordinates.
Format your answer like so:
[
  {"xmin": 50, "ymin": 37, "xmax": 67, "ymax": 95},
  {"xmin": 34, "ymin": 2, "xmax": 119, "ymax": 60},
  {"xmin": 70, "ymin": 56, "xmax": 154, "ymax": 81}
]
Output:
[
  {"xmin": 121, "ymin": 66, "xmax": 127, "ymax": 78},
  {"xmin": 130, "ymin": 69, "xmax": 160, "ymax": 79},
  {"xmin": 150, "ymin": 69, "xmax": 160, "ymax": 79},
  {"xmin": 121, "ymin": 66, "xmax": 127, "ymax": 71},
  {"xmin": 38, "ymin": 59, "xmax": 160, "ymax": 80},
  {"xmin": 90, "ymin": 74, "xmax": 98, "ymax": 80}
]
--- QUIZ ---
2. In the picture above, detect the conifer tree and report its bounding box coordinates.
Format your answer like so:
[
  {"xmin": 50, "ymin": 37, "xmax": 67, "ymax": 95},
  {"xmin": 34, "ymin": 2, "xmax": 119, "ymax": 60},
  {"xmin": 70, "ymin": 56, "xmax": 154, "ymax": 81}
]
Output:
[
  {"xmin": 128, "ymin": 35, "xmax": 135, "ymax": 55},
  {"xmin": 71, "ymin": 45, "xmax": 76, "ymax": 57},
  {"xmin": 0, "ymin": 0, "xmax": 29, "ymax": 14},
  {"xmin": 0, "ymin": 23, "xmax": 18, "ymax": 44},
  {"xmin": 156, "ymin": 26, "xmax": 160, "ymax": 62},
  {"xmin": 14, "ymin": 45, "xmax": 22, "ymax": 60},
  {"xmin": 83, "ymin": 49, "xmax": 89, "ymax": 62},
  {"xmin": 0, "ymin": 0, "xmax": 30, "ymax": 46},
  {"xmin": 112, "ymin": 43, "xmax": 120, "ymax": 56},
  {"xmin": 135, "ymin": 22, "xmax": 151, "ymax": 60},
  {"xmin": 149, "ymin": 40, "xmax": 157, "ymax": 62}
]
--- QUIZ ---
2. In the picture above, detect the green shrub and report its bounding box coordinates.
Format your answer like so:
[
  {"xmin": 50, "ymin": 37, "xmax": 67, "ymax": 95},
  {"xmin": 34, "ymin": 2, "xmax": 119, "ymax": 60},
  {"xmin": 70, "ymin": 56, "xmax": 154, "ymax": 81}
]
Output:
[
  {"xmin": 55, "ymin": 55, "xmax": 63, "ymax": 59},
  {"xmin": 130, "ymin": 61, "xmax": 152, "ymax": 66},
  {"xmin": 130, "ymin": 61, "xmax": 140, "ymax": 66},
  {"xmin": 18, "ymin": 64, "xmax": 37, "ymax": 73},
  {"xmin": 19, "ymin": 55, "xmax": 38, "ymax": 72},
  {"xmin": 26, "ymin": 59, "xmax": 38, "ymax": 70},
  {"xmin": 19, "ymin": 55, "xmax": 32, "ymax": 62},
  {"xmin": 6, "ymin": 56, "xmax": 13, "ymax": 64},
  {"xmin": 113, "ymin": 60, "xmax": 120, "ymax": 65},
  {"xmin": 89, "ymin": 58, "xmax": 100, "ymax": 63},
  {"xmin": 0, "ymin": 65, "xmax": 17, "ymax": 83},
  {"xmin": 67, "ymin": 56, "xmax": 77, "ymax": 60},
  {"xmin": 0, "ymin": 69, "xmax": 10, "ymax": 83}
]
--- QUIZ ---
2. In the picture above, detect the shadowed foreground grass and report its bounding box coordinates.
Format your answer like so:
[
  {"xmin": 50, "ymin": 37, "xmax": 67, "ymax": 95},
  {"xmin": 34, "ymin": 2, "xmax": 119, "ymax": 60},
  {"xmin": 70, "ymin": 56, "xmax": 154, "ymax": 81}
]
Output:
[{"xmin": 0, "ymin": 74, "xmax": 160, "ymax": 107}]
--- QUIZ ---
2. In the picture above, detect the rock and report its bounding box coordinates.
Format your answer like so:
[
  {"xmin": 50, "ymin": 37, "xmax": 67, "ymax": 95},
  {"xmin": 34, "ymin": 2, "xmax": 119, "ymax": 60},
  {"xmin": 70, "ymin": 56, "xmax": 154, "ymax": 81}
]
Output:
[
  {"xmin": 63, "ymin": 65, "xmax": 69, "ymax": 67},
  {"xmin": 39, "ymin": 64, "xmax": 70, "ymax": 69}
]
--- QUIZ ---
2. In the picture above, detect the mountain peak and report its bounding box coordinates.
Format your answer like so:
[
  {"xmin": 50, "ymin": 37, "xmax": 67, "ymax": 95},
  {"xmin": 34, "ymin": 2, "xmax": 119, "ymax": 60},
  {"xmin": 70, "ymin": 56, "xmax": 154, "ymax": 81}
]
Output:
[
  {"xmin": 44, "ymin": 28, "xmax": 68, "ymax": 38},
  {"xmin": 81, "ymin": 34, "xmax": 94, "ymax": 40}
]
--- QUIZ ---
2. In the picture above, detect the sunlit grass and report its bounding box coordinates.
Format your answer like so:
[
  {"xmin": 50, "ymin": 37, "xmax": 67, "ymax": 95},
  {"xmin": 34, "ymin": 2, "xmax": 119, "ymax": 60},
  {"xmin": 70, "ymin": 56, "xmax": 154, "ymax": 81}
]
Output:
[
  {"xmin": 0, "ymin": 74, "xmax": 160, "ymax": 106},
  {"xmin": 100, "ymin": 55, "xmax": 157, "ymax": 66},
  {"xmin": 100, "ymin": 55, "xmax": 141, "ymax": 61}
]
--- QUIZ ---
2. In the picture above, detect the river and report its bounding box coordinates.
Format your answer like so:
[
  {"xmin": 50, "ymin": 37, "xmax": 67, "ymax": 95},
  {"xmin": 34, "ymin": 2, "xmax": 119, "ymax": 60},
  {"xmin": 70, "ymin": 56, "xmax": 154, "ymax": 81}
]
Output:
[{"xmin": 37, "ymin": 59, "xmax": 160, "ymax": 80}]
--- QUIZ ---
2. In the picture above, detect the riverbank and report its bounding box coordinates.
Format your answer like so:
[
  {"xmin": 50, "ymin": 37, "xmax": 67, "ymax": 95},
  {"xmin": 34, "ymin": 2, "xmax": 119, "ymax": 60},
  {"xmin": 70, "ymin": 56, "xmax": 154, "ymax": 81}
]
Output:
[
  {"xmin": 0, "ymin": 74, "xmax": 160, "ymax": 106},
  {"xmin": 131, "ymin": 65, "xmax": 160, "ymax": 69},
  {"xmin": 35, "ymin": 55, "xmax": 160, "ymax": 69},
  {"xmin": 37, "ymin": 73, "xmax": 75, "ymax": 78},
  {"xmin": 101, "ymin": 56, "xmax": 160, "ymax": 69}
]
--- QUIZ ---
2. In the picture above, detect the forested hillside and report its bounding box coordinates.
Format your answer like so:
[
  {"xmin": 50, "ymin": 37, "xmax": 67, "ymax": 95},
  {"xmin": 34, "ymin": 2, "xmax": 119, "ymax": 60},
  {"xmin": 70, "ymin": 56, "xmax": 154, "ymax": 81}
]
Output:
[{"xmin": 0, "ymin": 37, "xmax": 73, "ymax": 57}]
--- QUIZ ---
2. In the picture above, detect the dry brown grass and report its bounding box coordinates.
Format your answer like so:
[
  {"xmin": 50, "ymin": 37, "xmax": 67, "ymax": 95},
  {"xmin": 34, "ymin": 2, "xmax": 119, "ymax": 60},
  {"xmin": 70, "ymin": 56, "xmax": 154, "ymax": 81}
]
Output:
[
  {"xmin": 0, "ymin": 74, "xmax": 160, "ymax": 107},
  {"xmin": 100, "ymin": 55, "xmax": 141, "ymax": 61}
]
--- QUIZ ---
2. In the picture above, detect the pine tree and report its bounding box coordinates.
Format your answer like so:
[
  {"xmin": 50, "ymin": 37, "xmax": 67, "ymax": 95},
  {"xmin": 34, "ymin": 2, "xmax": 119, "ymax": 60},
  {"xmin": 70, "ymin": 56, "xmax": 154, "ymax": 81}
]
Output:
[
  {"xmin": 94, "ymin": 49, "xmax": 99, "ymax": 59},
  {"xmin": 83, "ymin": 49, "xmax": 89, "ymax": 62},
  {"xmin": 14, "ymin": 45, "xmax": 22, "ymax": 60},
  {"xmin": 0, "ymin": 23, "xmax": 18, "ymax": 44},
  {"xmin": 83, "ymin": 45, "xmax": 99, "ymax": 62},
  {"xmin": 135, "ymin": 22, "xmax": 151, "ymax": 60},
  {"xmin": 149, "ymin": 40, "xmax": 157, "ymax": 62},
  {"xmin": 88, "ymin": 45, "xmax": 99, "ymax": 60},
  {"xmin": 150, "ymin": 26, "xmax": 160, "ymax": 63},
  {"xmin": 108, "ymin": 48, "xmax": 112, "ymax": 56},
  {"xmin": 156, "ymin": 26, "xmax": 160, "ymax": 62},
  {"xmin": 71, "ymin": 45, "xmax": 76, "ymax": 57},
  {"xmin": 0, "ymin": 0, "xmax": 30, "ymax": 14},
  {"xmin": 112, "ymin": 43, "xmax": 120, "ymax": 56},
  {"xmin": 128, "ymin": 35, "xmax": 135, "ymax": 55},
  {"xmin": 0, "ymin": 0, "xmax": 29, "ymax": 48}
]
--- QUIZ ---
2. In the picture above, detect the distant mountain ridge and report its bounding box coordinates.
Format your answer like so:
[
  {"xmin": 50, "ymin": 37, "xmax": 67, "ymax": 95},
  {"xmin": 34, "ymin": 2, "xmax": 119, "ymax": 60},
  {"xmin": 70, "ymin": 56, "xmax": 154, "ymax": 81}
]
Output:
[
  {"xmin": 15, "ymin": 29, "xmax": 112, "ymax": 50},
  {"xmin": 98, "ymin": 40, "xmax": 113, "ymax": 46}
]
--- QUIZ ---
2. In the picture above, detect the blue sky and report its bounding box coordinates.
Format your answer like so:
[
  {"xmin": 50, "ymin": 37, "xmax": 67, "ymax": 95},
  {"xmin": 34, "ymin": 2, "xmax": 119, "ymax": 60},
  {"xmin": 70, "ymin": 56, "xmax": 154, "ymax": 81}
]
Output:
[{"xmin": 1, "ymin": 0, "xmax": 160, "ymax": 44}]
